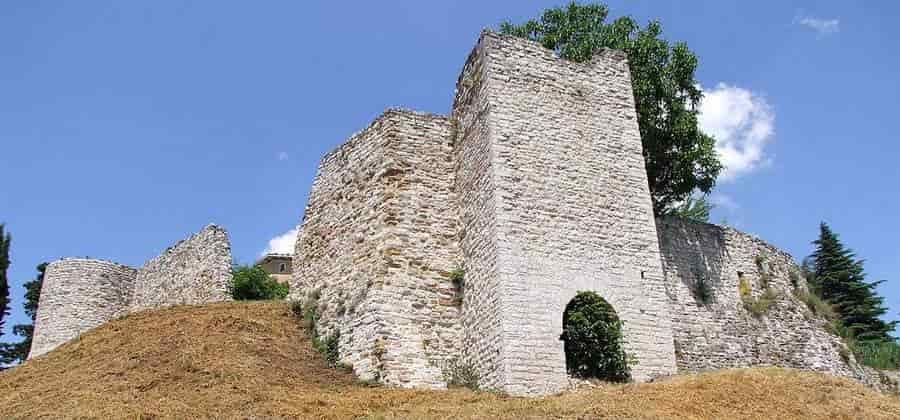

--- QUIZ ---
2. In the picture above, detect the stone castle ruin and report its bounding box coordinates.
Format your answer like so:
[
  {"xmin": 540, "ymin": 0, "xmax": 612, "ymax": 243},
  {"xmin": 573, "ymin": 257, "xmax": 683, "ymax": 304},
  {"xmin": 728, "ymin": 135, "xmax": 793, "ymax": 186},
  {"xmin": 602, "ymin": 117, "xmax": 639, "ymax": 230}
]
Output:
[
  {"xmin": 30, "ymin": 224, "xmax": 232, "ymax": 358},
  {"xmin": 30, "ymin": 31, "xmax": 889, "ymax": 396}
]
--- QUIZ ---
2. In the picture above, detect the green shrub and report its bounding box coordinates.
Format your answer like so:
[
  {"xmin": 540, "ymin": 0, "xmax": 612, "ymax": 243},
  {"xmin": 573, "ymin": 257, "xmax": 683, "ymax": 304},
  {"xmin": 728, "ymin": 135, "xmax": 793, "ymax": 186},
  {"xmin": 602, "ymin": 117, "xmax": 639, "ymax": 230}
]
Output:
[
  {"xmin": 796, "ymin": 290, "xmax": 838, "ymax": 321},
  {"xmin": 442, "ymin": 357, "xmax": 480, "ymax": 390},
  {"xmin": 691, "ymin": 270, "xmax": 713, "ymax": 305},
  {"xmin": 314, "ymin": 331, "xmax": 340, "ymax": 366},
  {"xmin": 289, "ymin": 300, "xmax": 304, "ymax": 318},
  {"xmin": 229, "ymin": 264, "xmax": 289, "ymax": 300},
  {"xmin": 852, "ymin": 340, "xmax": 900, "ymax": 370},
  {"xmin": 789, "ymin": 270, "xmax": 801, "ymax": 289},
  {"xmin": 449, "ymin": 267, "xmax": 465, "ymax": 289},
  {"xmin": 560, "ymin": 291, "xmax": 630, "ymax": 382},
  {"xmin": 743, "ymin": 289, "xmax": 778, "ymax": 318}
]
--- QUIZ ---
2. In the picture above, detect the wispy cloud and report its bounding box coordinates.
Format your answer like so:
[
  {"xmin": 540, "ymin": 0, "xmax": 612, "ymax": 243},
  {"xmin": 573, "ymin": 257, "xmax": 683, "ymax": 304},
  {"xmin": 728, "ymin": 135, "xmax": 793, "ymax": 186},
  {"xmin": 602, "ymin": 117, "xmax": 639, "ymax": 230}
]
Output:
[
  {"xmin": 261, "ymin": 226, "xmax": 298, "ymax": 256},
  {"xmin": 277, "ymin": 151, "xmax": 289, "ymax": 161},
  {"xmin": 710, "ymin": 192, "xmax": 739, "ymax": 212},
  {"xmin": 699, "ymin": 83, "xmax": 775, "ymax": 182},
  {"xmin": 795, "ymin": 15, "xmax": 840, "ymax": 37}
]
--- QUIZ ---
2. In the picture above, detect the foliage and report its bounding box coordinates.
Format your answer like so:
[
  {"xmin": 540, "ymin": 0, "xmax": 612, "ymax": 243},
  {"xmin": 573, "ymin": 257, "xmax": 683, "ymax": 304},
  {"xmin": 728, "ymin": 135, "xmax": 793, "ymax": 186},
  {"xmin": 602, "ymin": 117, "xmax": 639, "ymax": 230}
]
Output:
[
  {"xmin": 0, "ymin": 225, "xmax": 10, "ymax": 337},
  {"xmin": 809, "ymin": 223, "xmax": 896, "ymax": 341},
  {"xmin": 738, "ymin": 277, "xmax": 751, "ymax": 298},
  {"xmin": 229, "ymin": 264, "xmax": 289, "ymax": 300},
  {"xmin": 743, "ymin": 289, "xmax": 778, "ymax": 318},
  {"xmin": 691, "ymin": 269, "xmax": 713, "ymax": 305},
  {"xmin": 314, "ymin": 331, "xmax": 340, "ymax": 367},
  {"xmin": 290, "ymin": 300, "xmax": 304, "ymax": 318},
  {"xmin": 442, "ymin": 357, "xmax": 481, "ymax": 390},
  {"xmin": 499, "ymin": 2, "xmax": 722, "ymax": 215},
  {"xmin": 789, "ymin": 270, "xmax": 801, "ymax": 290},
  {"xmin": 449, "ymin": 267, "xmax": 465, "ymax": 289},
  {"xmin": 796, "ymin": 289, "xmax": 838, "ymax": 321},
  {"xmin": 851, "ymin": 340, "xmax": 900, "ymax": 370},
  {"xmin": 297, "ymin": 291, "xmax": 341, "ymax": 367},
  {"xmin": 673, "ymin": 195, "xmax": 713, "ymax": 223},
  {"xmin": 560, "ymin": 291, "xmax": 630, "ymax": 382},
  {"xmin": 0, "ymin": 263, "xmax": 47, "ymax": 365}
]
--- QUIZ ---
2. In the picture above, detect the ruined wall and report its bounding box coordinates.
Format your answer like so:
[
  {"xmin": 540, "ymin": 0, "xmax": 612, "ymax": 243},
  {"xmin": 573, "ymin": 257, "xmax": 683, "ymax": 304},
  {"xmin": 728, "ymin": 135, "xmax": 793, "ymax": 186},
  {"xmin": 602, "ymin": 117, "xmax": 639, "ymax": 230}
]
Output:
[
  {"xmin": 29, "ymin": 259, "xmax": 137, "ymax": 358},
  {"xmin": 454, "ymin": 31, "xmax": 677, "ymax": 396},
  {"xmin": 657, "ymin": 217, "xmax": 872, "ymax": 382},
  {"xmin": 291, "ymin": 109, "xmax": 461, "ymax": 388},
  {"xmin": 130, "ymin": 224, "xmax": 233, "ymax": 312}
]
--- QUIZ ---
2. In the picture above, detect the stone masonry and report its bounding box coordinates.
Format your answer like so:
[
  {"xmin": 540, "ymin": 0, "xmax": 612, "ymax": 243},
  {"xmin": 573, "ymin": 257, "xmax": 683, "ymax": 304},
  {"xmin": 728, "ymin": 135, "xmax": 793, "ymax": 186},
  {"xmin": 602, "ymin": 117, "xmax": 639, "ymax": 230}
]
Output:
[
  {"xmin": 657, "ymin": 217, "xmax": 880, "ymax": 386},
  {"xmin": 29, "ymin": 259, "xmax": 137, "ymax": 358},
  {"xmin": 27, "ymin": 29, "xmax": 883, "ymax": 395},
  {"xmin": 130, "ymin": 224, "xmax": 233, "ymax": 312},
  {"xmin": 291, "ymin": 30, "xmax": 873, "ymax": 396},
  {"xmin": 291, "ymin": 110, "xmax": 461, "ymax": 387},
  {"xmin": 29, "ymin": 224, "xmax": 233, "ymax": 358}
]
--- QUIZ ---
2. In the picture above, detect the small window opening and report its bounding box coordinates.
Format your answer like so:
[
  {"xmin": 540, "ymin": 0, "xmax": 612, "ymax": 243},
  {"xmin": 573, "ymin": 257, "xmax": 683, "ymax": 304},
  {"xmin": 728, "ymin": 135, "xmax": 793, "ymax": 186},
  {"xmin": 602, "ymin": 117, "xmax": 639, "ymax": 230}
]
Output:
[{"xmin": 279, "ymin": 263, "xmax": 287, "ymax": 273}]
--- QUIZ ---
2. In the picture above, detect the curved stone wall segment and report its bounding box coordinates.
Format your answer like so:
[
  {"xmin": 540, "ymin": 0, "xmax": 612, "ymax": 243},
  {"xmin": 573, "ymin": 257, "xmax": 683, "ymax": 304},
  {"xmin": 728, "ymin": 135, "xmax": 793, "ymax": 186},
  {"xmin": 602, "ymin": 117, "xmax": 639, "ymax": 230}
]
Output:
[{"xmin": 29, "ymin": 258, "xmax": 137, "ymax": 358}]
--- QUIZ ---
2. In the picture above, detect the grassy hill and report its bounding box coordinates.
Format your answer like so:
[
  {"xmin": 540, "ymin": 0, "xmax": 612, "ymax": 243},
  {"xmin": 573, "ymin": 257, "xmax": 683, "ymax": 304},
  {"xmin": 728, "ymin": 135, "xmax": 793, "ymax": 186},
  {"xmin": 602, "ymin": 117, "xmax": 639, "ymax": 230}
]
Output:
[{"xmin": 1, "ymin": 301, "xmax": 899, "ymax": 419}]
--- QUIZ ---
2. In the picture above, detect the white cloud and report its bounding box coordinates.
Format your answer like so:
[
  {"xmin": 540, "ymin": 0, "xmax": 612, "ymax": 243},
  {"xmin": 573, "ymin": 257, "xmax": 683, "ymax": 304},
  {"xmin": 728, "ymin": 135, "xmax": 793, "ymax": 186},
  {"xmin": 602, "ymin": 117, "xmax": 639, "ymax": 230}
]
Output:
[
  {"xmin": 699, "ymin": 83, "xmax": 775, "ymax": 182},
  {"xmin": 278, "ymin": 151, "xmax": 289, "ymax": 161},
  {"xmin": 795, "ymin": 15, "xmax": 840, "ymax": 37},
  {"xmin": 710, "ymin": 192, "xmax": 739, "ymax": 212},
  {"xmin": 261, "ymin": 226, "xmax": 298, "ymax": 256}
]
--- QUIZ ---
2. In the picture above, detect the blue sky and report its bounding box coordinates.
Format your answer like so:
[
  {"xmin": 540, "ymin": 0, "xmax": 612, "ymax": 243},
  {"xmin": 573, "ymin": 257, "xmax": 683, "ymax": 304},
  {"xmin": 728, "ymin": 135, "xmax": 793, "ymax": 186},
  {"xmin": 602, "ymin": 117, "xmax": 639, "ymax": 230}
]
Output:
[{"xmin": 2, "ymin": 1, "xmax": 898, "ymax": 342}]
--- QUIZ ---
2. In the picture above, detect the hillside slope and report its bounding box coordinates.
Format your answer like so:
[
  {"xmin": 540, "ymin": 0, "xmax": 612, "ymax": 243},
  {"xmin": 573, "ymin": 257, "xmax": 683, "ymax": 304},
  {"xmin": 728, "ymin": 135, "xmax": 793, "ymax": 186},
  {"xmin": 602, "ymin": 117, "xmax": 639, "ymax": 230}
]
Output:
[{"xmin": 1, "ymin": 301, "xmax": 899, "ymax": 419}]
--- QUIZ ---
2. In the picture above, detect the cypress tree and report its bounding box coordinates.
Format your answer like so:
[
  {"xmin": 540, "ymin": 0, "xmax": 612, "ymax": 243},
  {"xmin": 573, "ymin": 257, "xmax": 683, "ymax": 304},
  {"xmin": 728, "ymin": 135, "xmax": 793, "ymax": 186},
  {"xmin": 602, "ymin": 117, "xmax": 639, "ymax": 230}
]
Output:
[
  {"xmin": 811, "ymin": 222, "xmax": 896, "ymax": 341},
  {"xmin": 0, "ymin": 263, "xmax": 46, "ymax": 365},
  {"xmin": 0, "ymin": 224, "xmax": 10, "ymax": 337}
]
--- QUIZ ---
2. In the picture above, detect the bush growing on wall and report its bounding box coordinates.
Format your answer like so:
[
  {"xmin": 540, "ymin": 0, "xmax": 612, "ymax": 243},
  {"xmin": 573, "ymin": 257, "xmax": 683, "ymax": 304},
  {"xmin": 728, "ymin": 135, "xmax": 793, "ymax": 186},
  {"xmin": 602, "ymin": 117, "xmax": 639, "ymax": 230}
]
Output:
[
  {"xmin": 560, "ymin": 291, "xmax": 630, "ymax": 382},
  {"xmin": 229, "ymin": 265, "xmax": 289, "ymax": 300}
]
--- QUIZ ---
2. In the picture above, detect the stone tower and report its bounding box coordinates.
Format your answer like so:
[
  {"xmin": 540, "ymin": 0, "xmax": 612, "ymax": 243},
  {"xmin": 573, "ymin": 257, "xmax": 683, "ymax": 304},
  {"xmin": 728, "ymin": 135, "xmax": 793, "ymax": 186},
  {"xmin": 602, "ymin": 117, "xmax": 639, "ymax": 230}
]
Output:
[
  {"xmin": 452, "ymin": 31, "xmax": 676, "ymax": 394},
  {"xmin": 292, "ymin": 30, "xmax": 677, "ymax": 396}
]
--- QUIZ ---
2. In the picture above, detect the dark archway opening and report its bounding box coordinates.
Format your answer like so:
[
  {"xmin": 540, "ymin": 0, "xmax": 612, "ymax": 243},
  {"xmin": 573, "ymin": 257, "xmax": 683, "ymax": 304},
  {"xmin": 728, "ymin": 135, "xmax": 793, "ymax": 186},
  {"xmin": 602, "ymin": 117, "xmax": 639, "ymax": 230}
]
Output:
[{"xmin": 560, "ymin": 291, "xmax": 631, "ymax": 382}]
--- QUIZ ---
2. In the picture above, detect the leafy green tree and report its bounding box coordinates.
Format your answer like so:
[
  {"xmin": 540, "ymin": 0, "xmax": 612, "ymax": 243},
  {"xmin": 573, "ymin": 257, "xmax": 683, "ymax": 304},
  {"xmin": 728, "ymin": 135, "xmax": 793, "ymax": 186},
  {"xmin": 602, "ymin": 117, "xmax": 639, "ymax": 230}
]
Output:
[
  {"xmin": 560, "ymin": 291, "xmax": 630, "ymax": 382},
  {"xmin": 230, "ymin": 264, "xmax": 289, "ymax": 300},
  {"xmin": 810, "ymin": 223, "xmax": 896, "ymax": 341},
  {"xmin": 1, "ymin": 263, "xmax": 46, "ymax": 365},
  {"xmin": 0, "ymin": 224, "xmax": 10, "ymax": 336},
  {"xmin": 673, "ymin": 195, "xmax": 713, "ymax": 223},
  {"xmin": 500, "ymin": 2, "xmax": 722, "ymax": 215}
]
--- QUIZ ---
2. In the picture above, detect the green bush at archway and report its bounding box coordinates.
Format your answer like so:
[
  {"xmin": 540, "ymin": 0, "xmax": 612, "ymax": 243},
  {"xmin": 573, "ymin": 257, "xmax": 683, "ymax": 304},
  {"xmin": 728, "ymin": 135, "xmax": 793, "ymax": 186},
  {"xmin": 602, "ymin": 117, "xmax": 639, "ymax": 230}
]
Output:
[{"xmin": 560, "ymin": 291, "xmax": 630, "ymax": 382}]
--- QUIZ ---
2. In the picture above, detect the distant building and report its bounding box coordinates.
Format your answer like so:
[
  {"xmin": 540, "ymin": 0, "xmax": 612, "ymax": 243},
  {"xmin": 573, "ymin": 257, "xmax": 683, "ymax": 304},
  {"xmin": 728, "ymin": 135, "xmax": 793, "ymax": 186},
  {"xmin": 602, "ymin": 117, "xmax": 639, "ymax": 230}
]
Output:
[{"xmin": 256, "ymin": 253, "xmax": 292, "ymax": 284}]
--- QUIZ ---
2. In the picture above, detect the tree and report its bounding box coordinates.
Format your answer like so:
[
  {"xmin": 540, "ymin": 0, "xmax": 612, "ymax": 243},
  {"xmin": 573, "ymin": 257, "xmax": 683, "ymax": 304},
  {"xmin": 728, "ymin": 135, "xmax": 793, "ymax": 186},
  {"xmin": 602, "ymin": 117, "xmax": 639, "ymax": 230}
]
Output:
[
  {"xmin": 230, "ymin": 265, "xmax": 289, "ymax": 300},
  {"xmin": 560, "ymin": 291, "xmax": 630, "ymax": 382},
  {"xmin": 0, "ymin": 263, "xmax": 46, "ymax": 365},
  {"xmin": 500, "ymin": 2, "xmax": 722, "ymax": 215},
  {"xmin": 810, "ymin": 223, "xmax": 896, "ymax": 341},
  {"xmin": 673, "ymin": 195, "xmax": 713, "ymax": 223},
  {"xmin": 0, "ymin": 224, "xmax": 10, "ymax": 337}
]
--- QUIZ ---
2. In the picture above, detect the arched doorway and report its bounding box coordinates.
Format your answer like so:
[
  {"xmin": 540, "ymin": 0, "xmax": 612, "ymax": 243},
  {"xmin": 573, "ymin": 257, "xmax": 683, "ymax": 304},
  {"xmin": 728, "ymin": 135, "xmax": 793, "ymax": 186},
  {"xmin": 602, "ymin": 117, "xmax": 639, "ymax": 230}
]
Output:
[{"xmin": 560, "ymin": 291, "xmax": 630, "ymax": 382}]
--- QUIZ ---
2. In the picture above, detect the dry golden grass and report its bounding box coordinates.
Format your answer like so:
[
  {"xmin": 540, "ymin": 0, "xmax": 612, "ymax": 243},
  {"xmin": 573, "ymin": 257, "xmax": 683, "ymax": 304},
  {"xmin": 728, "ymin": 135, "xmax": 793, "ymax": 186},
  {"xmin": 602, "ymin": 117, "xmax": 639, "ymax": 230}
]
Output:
[{"xmin": 1, "ymin": 301, "xmax": 898, "ymax": 419}]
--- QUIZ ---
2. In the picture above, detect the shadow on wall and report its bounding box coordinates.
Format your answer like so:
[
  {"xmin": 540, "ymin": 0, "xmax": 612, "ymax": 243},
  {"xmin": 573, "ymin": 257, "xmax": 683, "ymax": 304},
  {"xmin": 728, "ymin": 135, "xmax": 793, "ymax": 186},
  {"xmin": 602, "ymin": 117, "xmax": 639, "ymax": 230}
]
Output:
[{"xmin": 657, "ymin": 218, "xmax": 729, "ymax": 306}]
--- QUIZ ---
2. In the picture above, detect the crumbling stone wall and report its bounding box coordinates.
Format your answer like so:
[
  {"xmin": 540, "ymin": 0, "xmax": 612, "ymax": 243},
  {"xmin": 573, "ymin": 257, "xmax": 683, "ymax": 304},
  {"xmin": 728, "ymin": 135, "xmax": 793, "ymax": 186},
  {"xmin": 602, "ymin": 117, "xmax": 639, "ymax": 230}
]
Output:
[
  {"xmin": 29, "ymin": 225, "xmax": 234, "ymax": 359},
  {"xmin": 130, "ymin": 224, "xmax": 233, "ymax": 312},
  {"xmin": 657, "ymin": 217, "xmax": 872, "ymax": 382},
  {"xmin": 30, "ymin": 259, "xmax": 137, "ymax": 358},
  {"xmin": 291, "ymin": 109, "xmax": 461, "ymax": 388},
  {"xmin": 451, "ymin": 31, "xmax": 677, "ymax": 396}
]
